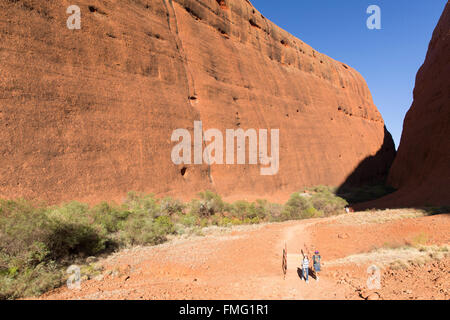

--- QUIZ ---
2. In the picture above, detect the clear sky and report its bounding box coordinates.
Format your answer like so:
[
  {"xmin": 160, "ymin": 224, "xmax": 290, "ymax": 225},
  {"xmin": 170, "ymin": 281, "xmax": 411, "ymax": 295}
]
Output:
[{"xmin": 251, "ymin": 0, "xmax": 447, "ymax": 148}]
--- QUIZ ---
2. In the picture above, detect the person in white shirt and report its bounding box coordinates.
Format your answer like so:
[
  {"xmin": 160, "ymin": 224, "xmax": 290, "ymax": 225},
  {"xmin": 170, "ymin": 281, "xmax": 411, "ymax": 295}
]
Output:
[{"xmin": 302, "ymin": 255, "xmax": 310, "ymax": 283}]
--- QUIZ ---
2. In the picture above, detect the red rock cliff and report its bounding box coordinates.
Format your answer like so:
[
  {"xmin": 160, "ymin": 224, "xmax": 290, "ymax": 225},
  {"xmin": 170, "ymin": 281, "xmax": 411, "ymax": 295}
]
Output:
[
  {"xmin": 0, "ymin": 0, "xmax": 395, "ymax": 204},
  {"xmin": 382, "ymin": 2, "xmax": 450, "ymax": 207}
]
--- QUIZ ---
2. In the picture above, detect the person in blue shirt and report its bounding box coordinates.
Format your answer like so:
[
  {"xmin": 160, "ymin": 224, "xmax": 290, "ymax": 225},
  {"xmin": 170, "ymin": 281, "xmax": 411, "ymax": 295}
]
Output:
[{"xmin": 313, "ymin": 250, "xmax": 321, "ymax": 281}]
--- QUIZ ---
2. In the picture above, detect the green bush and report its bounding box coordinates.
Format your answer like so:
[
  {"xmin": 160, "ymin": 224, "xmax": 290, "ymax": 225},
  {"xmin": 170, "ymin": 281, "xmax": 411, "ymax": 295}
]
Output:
[
  {"xmin": 0, "ymin": 262, "xmax": 62, "ymax": 300},
  {"xmin": 0, "ymin": 199, "xmax": 108, "ymax": 299},
  {"xmin": 46, "ymin": 202, "xmax": 108, "ymax": 259},
  {"xmin": 0, "ymin": 199, "xmax": 51, "ymax": 268},
  {"xmin": 123, "ymin": 191, "xmax": 160, "ymax": 218},
  {"xmin": 199, "ymin": 218, "xmax": 210, "ymax": 228},
  {"xmin": 91, "ymin": 201, "xmax": 130, "ymax": 233},
  {"xmin": 219, "ymin": 217, "xmax": 233, "ymax": 227},
  {"xmin": 304, "ymin": 206, "xmax": 320, "ymax": 218},
  {"xmin": 188, "ymin": 199, "xmax": 203, "ymax": 216},
  {"xmin": 120, "ymin": 216, "xmax": 164, "ymax": 246},
  {"xmin": 119, "ymin": 209, "xmax": 175, "ymax": 246},
  {"xmin": 306, "ymin": 185, "xmax": 337, "ymax": 194},
  {"xmin": 179, "ymin": 213, "xmax": 198, "ymax": 227},
  {"xmin": 153, "ymin": 216, "xmax": 175, "ymax": 235},
  {"xmin": 281, "ymin": 193, "xmax": 313, "ymax": 220},
  {"xmin": 243, "ymin": 217, "xmax": 260, "ymax": 225},
  {"xmin": 309, "ymin": 188, "xmax": 348, "ymax": 216},
  {"xmin": 229, "ymin": 200, "xmax": 256, "ymax": 219},
  {"xmin": 189, "ymin": 191, "xmax": 224, "ymax": 216},
  {"xmin": 279, "ymin": 187, "xmax": 346, "ymax": 220},
  {"xmin": 160, "ymin": 197, "xmax": 185, "ymax": 216},
  {"xmin": 265, "ymin": 202, "xmax": 284, "ymax": 222},
  {"xmin": 0, "ymin": 186, "xmax": 351, "ymax": 299},
  {"xmin": 226, "ymin": 199, "xmax": 276, "ymax": 222}
]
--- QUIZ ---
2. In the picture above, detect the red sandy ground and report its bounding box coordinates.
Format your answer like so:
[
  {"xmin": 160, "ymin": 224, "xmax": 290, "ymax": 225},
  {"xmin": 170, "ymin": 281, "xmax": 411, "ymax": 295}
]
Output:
[{"xmin": 40, "ymin": 212, "xmax": 450, "ymax": 300}]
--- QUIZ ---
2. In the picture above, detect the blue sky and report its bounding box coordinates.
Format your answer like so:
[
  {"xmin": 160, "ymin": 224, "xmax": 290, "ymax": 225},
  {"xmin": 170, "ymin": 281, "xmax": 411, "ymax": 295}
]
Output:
[{"xmin": 251, "ymin": 0, "xmax": 447, "ymax": 148}]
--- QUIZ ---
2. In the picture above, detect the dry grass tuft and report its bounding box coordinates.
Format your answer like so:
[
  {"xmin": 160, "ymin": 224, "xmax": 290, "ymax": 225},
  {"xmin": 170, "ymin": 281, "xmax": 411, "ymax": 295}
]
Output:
[
  {"xmin": 333, "ymin": 209, "xmax": 425, "ymax": 226},
  {"xmin": 326, "ymin": 244, "xmax": 450, "ymax": 269}
]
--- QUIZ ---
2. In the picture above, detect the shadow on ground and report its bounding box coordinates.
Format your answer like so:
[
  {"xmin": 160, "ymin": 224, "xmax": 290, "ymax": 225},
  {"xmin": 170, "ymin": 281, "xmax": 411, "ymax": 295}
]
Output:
[
  {"xmin": 336, "ymin": 126, "xmax": 396, "ymax": 206},
  {"xmin": 335, "ymin": 128, "xmax": 449, "ymax": 211}
]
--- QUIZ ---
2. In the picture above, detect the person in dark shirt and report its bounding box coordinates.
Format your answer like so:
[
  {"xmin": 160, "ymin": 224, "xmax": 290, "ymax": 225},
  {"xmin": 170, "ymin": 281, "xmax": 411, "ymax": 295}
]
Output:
[{"xmin": 313, "ymin": 250, "xmax": 321, "ymax": 281}]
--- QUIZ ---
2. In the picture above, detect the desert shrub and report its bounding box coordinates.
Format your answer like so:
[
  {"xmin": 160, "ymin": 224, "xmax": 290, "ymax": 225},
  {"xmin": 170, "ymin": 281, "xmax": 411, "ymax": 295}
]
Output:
[
  {"xmin": 279, "ymin": 187, "xmax": 346, "ymax": 220},
  {"xmin": 46, "ymin": 202, "xmax": 108, "ymax": 259},
  {"xmin": 265, "ymin": 202, "xmax": 284, "ymax": 222},
  {"xmin": 226, "ymin": 199, "xmax": 279, "ymax": 223},
  {"xmin": 199, "ymin": 218, "xmax": 210, "ymax": 228},
  {"xmin": 1, "ymin": 196, "xmax": 178, "ymax": 299},
  {"xmin": 160, "ymin": 197, "xmax": 185, "ymax": 216},
  {"xmin": 0, "ymin": 261, "xmax": 62, "ymax": 300},
  {"xmin": 123, "ymin": 191, "xmax": 160, "ymax": 218},
  {"xmin": 305, "ymin": 206, "xmax": 320, "ymax": 218},
  {"xmin": 119, "ymin": 206, "xmax": 176, "ymax": 246},
  {"xmin": 0, "ymin": 186, "xmax": 354, "ymax": 299},
  {"xmin": 219, "ymin": 217, "xmax": 233, "ymax": 226},
  {"xmin": 0, "ymin": 200, "xmax": 108, "ymax": 299},
  {"xmin": 189, "ymin": 191, "xmax": 224, "ymax": 216},
  {"xmin": 285, "ymin": 193, "xmax": 311, "ymax": 212},
  {"xmin": 91, "ymin": 201, "xmax": 130, "ymax": 233},
  {"xmin": 179, "ymin": 213, "xmax": 198, "ymax": 227},
  {"xmin": 0, "ymin": 199, "xmax": 108, "ymax": 264},
  {"xmin": 309, "ymin": 188, "xmax": 348, "ymax": 216},
  {"xmin": 253, "ymin": 200, "xmax": 270, "ymax": 220},
  {"xmin": 120, "ymin": 215, "xmax": 168, "ymax": 246},
  {"xmin": 188, "ymin": 199, "xmax": 203, "ymax": 216},
  {"xmin": 208, "ymin": 213, "xmax": 224, "ymax": 226},
  {"xmin": 281, "ymin": 193, "xmax": 314, "ymax": 220},
  {"xmin": 199, "ymin": 190, "xmax": 224, "ymax": 215},
  {"xmin": 0, "ymin": 199, "xmax": 51, "ymax": 268},
  {"xmin": 231, "ymin": 217, "xmax": 243, "ymax": 225},
  {"xmin": 243, "ymin": 217, "xmax": 260, "ymax": 225},
  {"xmin": 306, "ymin": 185, "xmax": 337, "ymax": 194},
  {"xmin": 153, "ymin": 216, "xmax": 176, "ymax": 235},
  {"xmin": 229, "ymin": 200, "xmax": 256, "ymax": 219}
]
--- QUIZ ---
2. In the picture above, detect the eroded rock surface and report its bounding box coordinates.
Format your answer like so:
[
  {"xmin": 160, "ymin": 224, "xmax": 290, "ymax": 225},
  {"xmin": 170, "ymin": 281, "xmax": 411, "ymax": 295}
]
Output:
[{"xmin": 0, "ymin": 0, "xmax": 394, "ymax": 204}]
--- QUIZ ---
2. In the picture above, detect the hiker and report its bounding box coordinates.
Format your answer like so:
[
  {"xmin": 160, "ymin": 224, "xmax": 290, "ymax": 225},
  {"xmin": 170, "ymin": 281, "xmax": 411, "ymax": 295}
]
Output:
[
  {"xmin": 302, "ymin": 254, "xmax": 310, "ymax": 283},
  {"xmin": 345, "ymin": 206, "xmax": 350, "ymax": 214},
  {"xmin": 313, "ymin": 250, "xmax": 321, "ymax": 281}
]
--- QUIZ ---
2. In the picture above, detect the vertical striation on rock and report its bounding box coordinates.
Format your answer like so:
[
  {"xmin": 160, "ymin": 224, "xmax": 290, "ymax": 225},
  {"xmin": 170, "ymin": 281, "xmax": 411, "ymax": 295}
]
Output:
[{"xmin": 0, "ymin": 0, "xmax": 395, "ymax": 204}]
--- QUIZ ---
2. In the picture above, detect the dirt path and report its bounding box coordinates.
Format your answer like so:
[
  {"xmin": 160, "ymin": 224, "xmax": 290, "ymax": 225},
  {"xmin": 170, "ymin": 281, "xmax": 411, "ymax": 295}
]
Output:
[
  {"xmin": 40, "ymin": 211, "xmax": 449, "ymax": 300},
  {"xmin": 41, "ymin": 217, "xmax": 347, "ymax": 300},
  {"xmin": 275, "ymin": 220, "xmax": 346, "ymax": 299}
]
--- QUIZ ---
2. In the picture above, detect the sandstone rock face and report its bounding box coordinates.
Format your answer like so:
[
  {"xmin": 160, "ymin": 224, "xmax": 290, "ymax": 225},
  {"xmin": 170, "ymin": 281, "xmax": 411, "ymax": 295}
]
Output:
[
  {"xmin": 0, "ymin": 0, "xmax": 395, "ymax": 204},
  {"xmin": 380, "ymin": 3, "xmax": 449, "ymax": 207}
]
